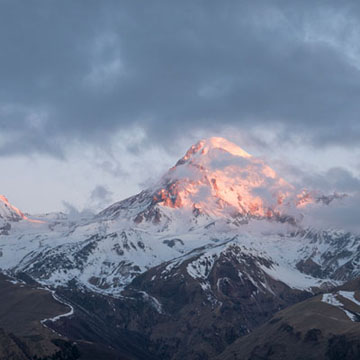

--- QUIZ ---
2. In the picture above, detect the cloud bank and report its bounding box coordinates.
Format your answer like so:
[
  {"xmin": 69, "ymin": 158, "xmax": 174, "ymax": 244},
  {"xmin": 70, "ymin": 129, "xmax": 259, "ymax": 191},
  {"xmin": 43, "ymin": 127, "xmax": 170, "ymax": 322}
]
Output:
[{"xmin": 1, "ymin": 1, "xmax": 360, "ymax": 157}]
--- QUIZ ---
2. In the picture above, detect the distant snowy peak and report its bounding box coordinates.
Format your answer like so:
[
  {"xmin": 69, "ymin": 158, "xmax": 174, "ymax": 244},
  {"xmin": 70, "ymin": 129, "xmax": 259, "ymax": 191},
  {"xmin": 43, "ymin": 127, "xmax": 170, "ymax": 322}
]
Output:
[
  {"xmin": 0, "ymin": 195, "xmax": 26, "ymax": 222},
  {"xmin": 0, "ymin": 195, "xmax": 43, "ymax": 223}
]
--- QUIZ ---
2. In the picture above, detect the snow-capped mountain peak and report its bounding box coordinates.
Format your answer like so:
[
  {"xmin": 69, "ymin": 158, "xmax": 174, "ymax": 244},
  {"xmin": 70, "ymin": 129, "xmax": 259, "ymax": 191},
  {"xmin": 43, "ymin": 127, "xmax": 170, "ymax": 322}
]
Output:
[
  {"xmin": 150, "ymin": 137, "xmax": 299, "ymax": 219},
  {"xmin": 0, "ymin": 195, "xmax": 43, "ymax": 223},
  {"xmin": 101, "ymin": 137, "xmax": 340, "ymax": 227},
  {"xmin": 0, "ymin": 195, "xmax": 27, "ymax": 222}
]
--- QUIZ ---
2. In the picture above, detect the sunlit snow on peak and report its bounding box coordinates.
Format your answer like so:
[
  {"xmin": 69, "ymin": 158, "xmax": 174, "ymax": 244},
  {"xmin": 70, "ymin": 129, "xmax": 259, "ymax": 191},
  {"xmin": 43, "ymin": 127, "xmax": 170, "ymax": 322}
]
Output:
[
  {"xmin": 149, "ymin": 138, "xmax": 297, "ymax": 219},
  {"xmin": 197, "ymin": 137, "xmax": 252, "ymax": 158},
  {"xmin": 143, "ymin": 137, "xmax": 344, "ymax": 224},
  {"xmin": 0, "ymin": 194, "xmax": 44, "ymax": 223}
]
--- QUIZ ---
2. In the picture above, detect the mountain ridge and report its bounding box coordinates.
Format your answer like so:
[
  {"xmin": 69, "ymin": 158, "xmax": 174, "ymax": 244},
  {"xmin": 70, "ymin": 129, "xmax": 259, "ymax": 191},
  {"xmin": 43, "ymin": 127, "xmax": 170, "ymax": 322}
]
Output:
[
  {"xmin": 0, "ymin": 137, "xmax": 359, "ymax": 359},
  {"xmin": 0, "ymin": 137, "xmax": 356, "ymax": 296}
]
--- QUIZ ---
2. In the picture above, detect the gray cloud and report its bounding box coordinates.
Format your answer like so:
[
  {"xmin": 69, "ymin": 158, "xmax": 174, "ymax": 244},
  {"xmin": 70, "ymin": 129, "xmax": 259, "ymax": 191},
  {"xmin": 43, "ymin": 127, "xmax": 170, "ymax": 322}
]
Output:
[
  {"xmin": 90, "ymin": 185, "xmax": 113, "ymax": 209},
  {"xmin": 280, "ymin": 165, "xmax": 360, "ymax": 232},
  {"xmin": 1, "ymin": 1, "xmax": 360, "ymax": 156},
  {"xmin": 62, "ymin": 201, "xmax": 94, "ymax": 221},
  {"xmin": 62, "ymin": 185, "xmax": 114, "ymax": 219},
  {"xmin": 288, "ymin": 166, "xmax": 360, "ymax": 194},
  {"xmin": 303, "ymin": 192, "xmax": 360, "ymax": 233}
]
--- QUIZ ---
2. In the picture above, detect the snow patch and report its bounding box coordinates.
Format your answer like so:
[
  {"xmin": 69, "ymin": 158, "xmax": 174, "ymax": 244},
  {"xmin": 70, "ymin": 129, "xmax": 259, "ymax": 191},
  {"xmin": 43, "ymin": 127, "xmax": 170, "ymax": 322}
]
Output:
[
  {"xmin": 322, "ymin": 292, "xmax": 358, "ymax": 321},
  {"xmin": 338, "ymin": 291, "xmax": 360, "ymax": 307},
  {"xmin": 138, "ymin": 291, "xmax": 163, "ymax": 314},
  {"xmin": 41, "ymin": 289, "xmax": 74, "ymax": 324}
]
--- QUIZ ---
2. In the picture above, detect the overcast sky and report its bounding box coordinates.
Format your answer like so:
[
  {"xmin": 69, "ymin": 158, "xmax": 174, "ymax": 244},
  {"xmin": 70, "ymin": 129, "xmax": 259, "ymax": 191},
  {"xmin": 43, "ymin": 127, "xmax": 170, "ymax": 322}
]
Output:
[{"xmin": 0, "ymin": 0, "xmax": 360, "ymax": 228}]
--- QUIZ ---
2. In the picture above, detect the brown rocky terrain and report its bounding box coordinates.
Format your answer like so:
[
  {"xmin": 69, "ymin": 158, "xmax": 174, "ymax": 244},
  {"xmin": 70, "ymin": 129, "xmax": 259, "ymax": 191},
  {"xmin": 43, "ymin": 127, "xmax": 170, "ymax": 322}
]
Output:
[{"xmin": 0, "ymin": 273, "xmax": 78, "ymax": 360}]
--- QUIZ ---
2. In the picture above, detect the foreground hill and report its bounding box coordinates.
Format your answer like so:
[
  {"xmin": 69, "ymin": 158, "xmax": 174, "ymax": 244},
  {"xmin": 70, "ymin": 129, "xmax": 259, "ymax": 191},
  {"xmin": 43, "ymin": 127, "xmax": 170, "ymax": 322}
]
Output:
[
  {"xmin": 0, "ymin": 273, "xmax": 77, "ymax": 360},
  {"xmin": 216, "ymin": 279, "xmax": 360, "ymax": 360}
]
